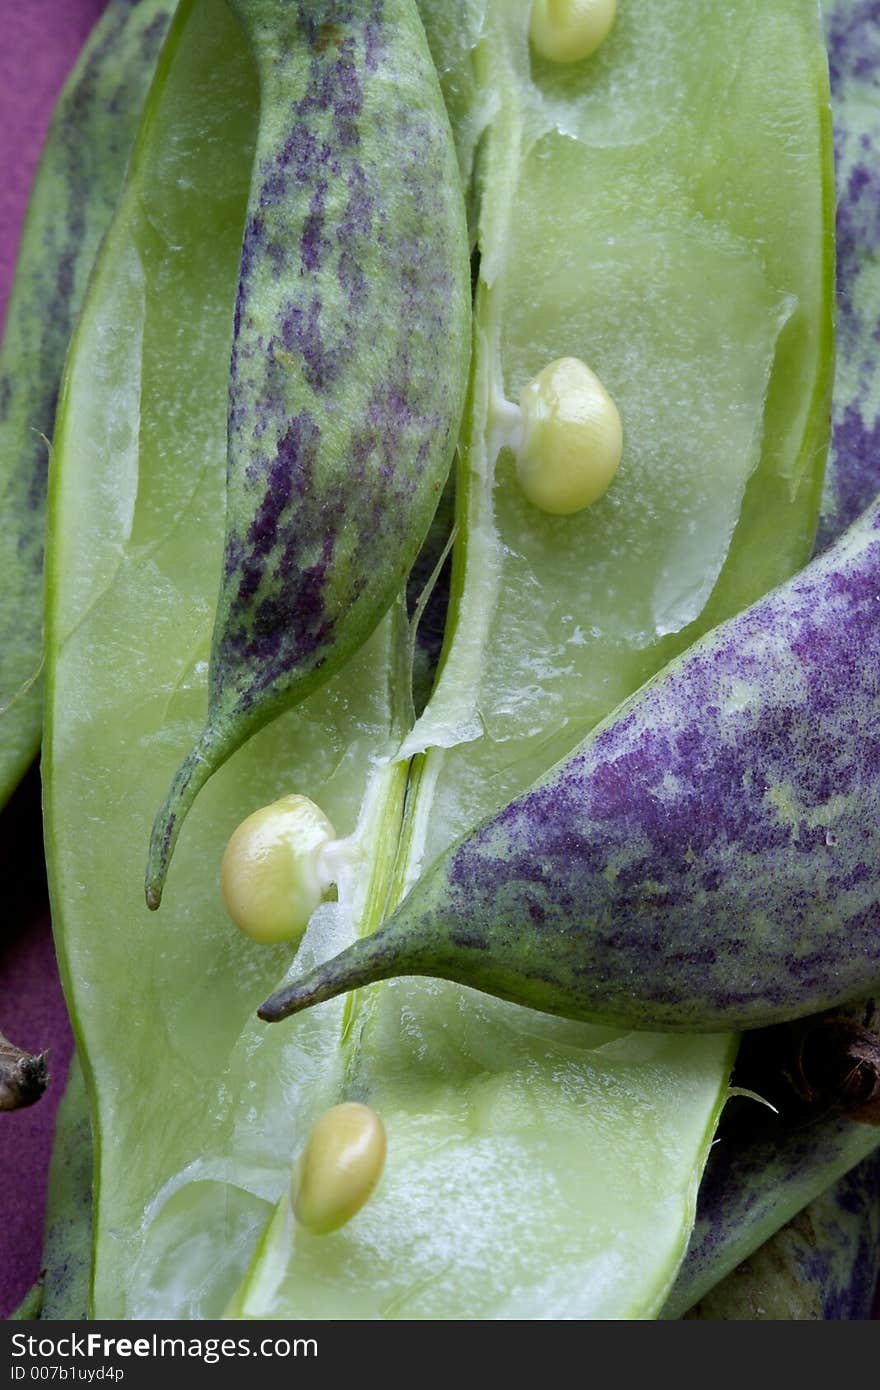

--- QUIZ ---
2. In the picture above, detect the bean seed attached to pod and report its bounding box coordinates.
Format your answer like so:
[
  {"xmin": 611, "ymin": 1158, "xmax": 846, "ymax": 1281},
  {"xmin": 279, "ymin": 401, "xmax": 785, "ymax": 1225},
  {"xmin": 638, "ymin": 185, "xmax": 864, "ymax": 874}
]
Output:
[
  {"xmin": 504, "ymin": 356, "xmax": 623, "ymax": 516},
  {"xmin": 293, "ymin": 1103, "xmax": 387, "ymax": 1236},
  {"xmin": 220, "ymin": 795, "xmax": 339, "ymax": 945},
  {"xmin": 529, "ymin": 0, "xmax": 617, "ymax": 64}
]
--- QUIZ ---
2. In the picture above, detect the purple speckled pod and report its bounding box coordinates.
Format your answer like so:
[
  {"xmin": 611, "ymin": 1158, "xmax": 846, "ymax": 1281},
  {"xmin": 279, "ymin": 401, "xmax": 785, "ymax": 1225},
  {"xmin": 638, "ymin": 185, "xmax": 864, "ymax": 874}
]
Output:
[
  {"xmin": 665, "ymin": 1086, "xmax": 880, "ymax": 1318},
  {"xmin": 146, "ymin": 0, "xmax": 470, "ymax": 906},
  {"xmin": 682, "ymin": 1148, "xmax": 880, "ymax": 1320},
  {"xmin": 261, "ymin": 494, "xmax": 880, "ymax": 1031},
  {"xmin": 816, "ymin": 0, "xmax": 880, "ymax": 554},
  {"xmin": 0, "ymin": 0, "xmax": 174, "ymax": 811}
]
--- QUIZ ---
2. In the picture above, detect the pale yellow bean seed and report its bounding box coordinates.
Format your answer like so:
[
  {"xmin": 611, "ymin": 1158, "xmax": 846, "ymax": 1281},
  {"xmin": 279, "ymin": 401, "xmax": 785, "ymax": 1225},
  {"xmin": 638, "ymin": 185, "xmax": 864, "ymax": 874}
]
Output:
[
  {"xmin": 529, "ymin": 0, "xmax": 617, "ymax": 64},
  {"xmin": 515, "ymin": 356, "xmax": 622, "ymax": 515},
  {"xmin": 220, "ymin": 794, "xmax": 336, "ymax": 945},
  {"xmin": 293, "ymin": 1102, "xmax": 387, "ymax": 1235}
]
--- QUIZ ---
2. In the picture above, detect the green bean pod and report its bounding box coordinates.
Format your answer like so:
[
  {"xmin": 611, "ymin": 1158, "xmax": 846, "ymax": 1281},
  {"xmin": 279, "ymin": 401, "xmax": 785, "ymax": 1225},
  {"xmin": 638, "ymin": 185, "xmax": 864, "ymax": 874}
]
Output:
[
  {"xmin": 0, "ymin": 0, "xmax": 175, "ymax": 809},
  {"xmin": 683, "ymin": 1152, "xmax": 880, "ymax": 1320},
  {"xmin": 146, "ymin": 0, "xmax": 470, "ymax": 907},
  {"xmin": 666, "ymin": 1106, "xmax": 880, "ymax": 1317},
  {"xmin": 39, "ymin": 1054, "xmax": 93, "ymax": 1320}
]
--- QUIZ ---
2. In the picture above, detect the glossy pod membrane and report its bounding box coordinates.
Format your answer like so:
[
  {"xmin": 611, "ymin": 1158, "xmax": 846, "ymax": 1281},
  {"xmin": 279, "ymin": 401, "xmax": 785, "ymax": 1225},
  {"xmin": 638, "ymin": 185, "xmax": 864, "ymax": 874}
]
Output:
[
  {"xmin": 262, "ymin": 494, "xmax": 880, "ymax": 1033},
  {"xmin": 145, "ymin": 0, "xmax": 470, "ymax": 906}
]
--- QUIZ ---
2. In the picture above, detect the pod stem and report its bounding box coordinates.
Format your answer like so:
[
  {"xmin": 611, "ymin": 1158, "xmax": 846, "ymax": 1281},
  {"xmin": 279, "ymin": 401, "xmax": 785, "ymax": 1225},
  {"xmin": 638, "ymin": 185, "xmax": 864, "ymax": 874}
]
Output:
[
  {"xmin": 0, "ymin": 1031, "xmax": 48, "ymax": 1112},
  {"xmin": 145, "ymin": 731, "xmax": 220, "ymax": 910},
  {"xmin": 258, "ymin": 926, "xmax": 419, "ymax": 1023}
]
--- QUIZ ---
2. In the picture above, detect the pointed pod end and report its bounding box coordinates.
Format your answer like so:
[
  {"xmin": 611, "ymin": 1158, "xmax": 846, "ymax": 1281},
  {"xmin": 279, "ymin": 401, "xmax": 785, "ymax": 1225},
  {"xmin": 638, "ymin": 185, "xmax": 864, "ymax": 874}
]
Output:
[
  {"xmin": 145, "ymin": 809, "xmax": 175, "ymax": 911},
  {"xmin": 258, "ymin": 971, "xmax": 346, "ymax": 1023},
  {"xmin": 257, "ymin": 997, "xmax": 288, "ymax": 1023},
  {"xmin": 258, "ymin": 927, "xmax": 414, "ymax": 1024},
  {"xmin": 145, "ymin": 733, "xmax": 221, "ymax": 913}
]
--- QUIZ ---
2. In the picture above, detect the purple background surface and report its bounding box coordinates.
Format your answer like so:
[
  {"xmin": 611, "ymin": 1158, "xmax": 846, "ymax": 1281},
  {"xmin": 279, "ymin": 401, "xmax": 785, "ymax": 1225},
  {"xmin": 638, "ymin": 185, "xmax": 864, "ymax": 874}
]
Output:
[{"xmin": 0, "ymin": 0, "xmax": 106, "ymax": 1319}]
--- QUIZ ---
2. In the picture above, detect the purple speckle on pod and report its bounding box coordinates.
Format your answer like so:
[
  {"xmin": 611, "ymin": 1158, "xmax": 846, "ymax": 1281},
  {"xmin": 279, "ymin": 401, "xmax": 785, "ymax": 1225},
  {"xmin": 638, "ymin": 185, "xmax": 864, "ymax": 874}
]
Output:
[
  {"xmin": 279, "ymin": 294, "xmax": 341, "ymax": 393},
  {"xmin": 818, "ymin": 0, "xmax": 880, "ymax": 551},
  {"xmin": 168, "ymin": 0, "xmax": 468, "ymax": 863},
  {"xmin": 393, "ymin": 499, "xmax": 880, "ymax": 1031}
]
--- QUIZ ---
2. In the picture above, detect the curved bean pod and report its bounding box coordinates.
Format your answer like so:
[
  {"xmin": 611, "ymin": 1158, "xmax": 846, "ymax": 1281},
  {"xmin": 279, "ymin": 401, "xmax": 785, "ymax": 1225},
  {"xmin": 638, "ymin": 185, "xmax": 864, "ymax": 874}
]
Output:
[
  {"xmin": 683, "ymin": 1151, "xmax": 880, "ymax": 1320},
  {"xmin": 146, "ymin": 0, "xmax": 470, "ymax": 906},
  {"xmin": 665, "ymin": 1092, "xmax": 880, "ymax": 1317},
  {"xmin": 668, "ymin": 0, "xmax": 880, "ymax": 1321},
  {"xmin": 0, "ymin": 0, "xmax": 174, "ymax": 810},
  {"xmin": 261, "ymin": 494, "xmax": 880, "ymax": 1031}
]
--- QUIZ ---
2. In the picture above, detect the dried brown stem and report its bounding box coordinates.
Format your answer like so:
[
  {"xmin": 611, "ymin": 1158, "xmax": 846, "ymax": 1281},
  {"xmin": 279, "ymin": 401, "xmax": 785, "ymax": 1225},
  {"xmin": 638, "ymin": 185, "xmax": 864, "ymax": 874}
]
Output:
[{"xmin": 0, "ymin": 1030, "xmax": 49, "ymax": 1112}]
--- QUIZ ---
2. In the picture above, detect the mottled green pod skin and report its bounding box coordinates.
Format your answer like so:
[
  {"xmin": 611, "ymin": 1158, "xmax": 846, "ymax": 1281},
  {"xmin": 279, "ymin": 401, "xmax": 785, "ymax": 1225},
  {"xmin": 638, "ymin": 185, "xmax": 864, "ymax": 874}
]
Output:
[
  {"xmin": 40, "ymin": 1054, "xmax": 93, "ymax": 1320},
  {"xmin": 665, "ymin": 1094, "xmax": 880, "ymax": 1318},
  {"xmin": 261, "ymin": 496, "xmax": 880, "ymax": 1031},
  {"xmin": 816, "ymin": 0, "xmax": 880, "ymax": 553},
  {"xmin": 146, "ymin": 0, "xmax": 471, "ymax": 906},
  {"xmin": 683, "ymin": 1151, "xmax": 880, "ymax": 1320},
  {"xmin": 6, "ymin": 1055, "xmax": 93, "ymax": 1321},
  {"xmin": 670, "ymin": 1, "xmax": 880, "ymax": 1321},
  {"xmin": 0, "ymin": 0, "xmax": 174, "ymax": 809}
]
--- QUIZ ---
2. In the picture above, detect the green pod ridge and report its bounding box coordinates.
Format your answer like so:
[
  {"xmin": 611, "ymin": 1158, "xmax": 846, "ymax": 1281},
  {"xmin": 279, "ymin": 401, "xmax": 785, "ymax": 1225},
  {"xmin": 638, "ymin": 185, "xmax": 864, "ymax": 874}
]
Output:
[
  {"xmin": 260, "ymin": 495, "xmax": 880, "ymax": 1032},
  {"xmin": 146, "ymin": 0, "xmax": 471, "ymax": 907},
  {"xmin": 0, "ymin": 0, "xmax": 175, "ymax": 809}
]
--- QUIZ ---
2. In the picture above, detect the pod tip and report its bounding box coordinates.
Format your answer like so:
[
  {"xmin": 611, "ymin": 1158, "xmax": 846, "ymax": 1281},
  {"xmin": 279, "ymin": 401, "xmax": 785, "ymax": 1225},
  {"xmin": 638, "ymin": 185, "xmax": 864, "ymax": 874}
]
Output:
[
  {"xmin": 257, "ymin": 927, "xmax": 412, "ymax": 1024},
  {"xmin": 258, "ymin": 976, "xmax": 325, "ymax": 1022},
  {"xmin": 145, "ymin": 733, "xmax": 219, "ymax": 913},
  {"xmin": 145, "ymin": 806, "xmax": 175, "ymax": 910},
  {"xmin": 256, "ymin": 999, "xmax": 284, "ymax": 1023}
]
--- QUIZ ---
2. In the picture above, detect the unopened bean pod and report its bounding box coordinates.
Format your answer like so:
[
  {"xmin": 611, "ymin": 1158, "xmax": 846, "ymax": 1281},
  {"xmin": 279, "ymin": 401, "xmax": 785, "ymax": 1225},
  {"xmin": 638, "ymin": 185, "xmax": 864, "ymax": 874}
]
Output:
[{"xmin": 146, "ymin": 0, "xmax": 470, "ymax": 906}]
